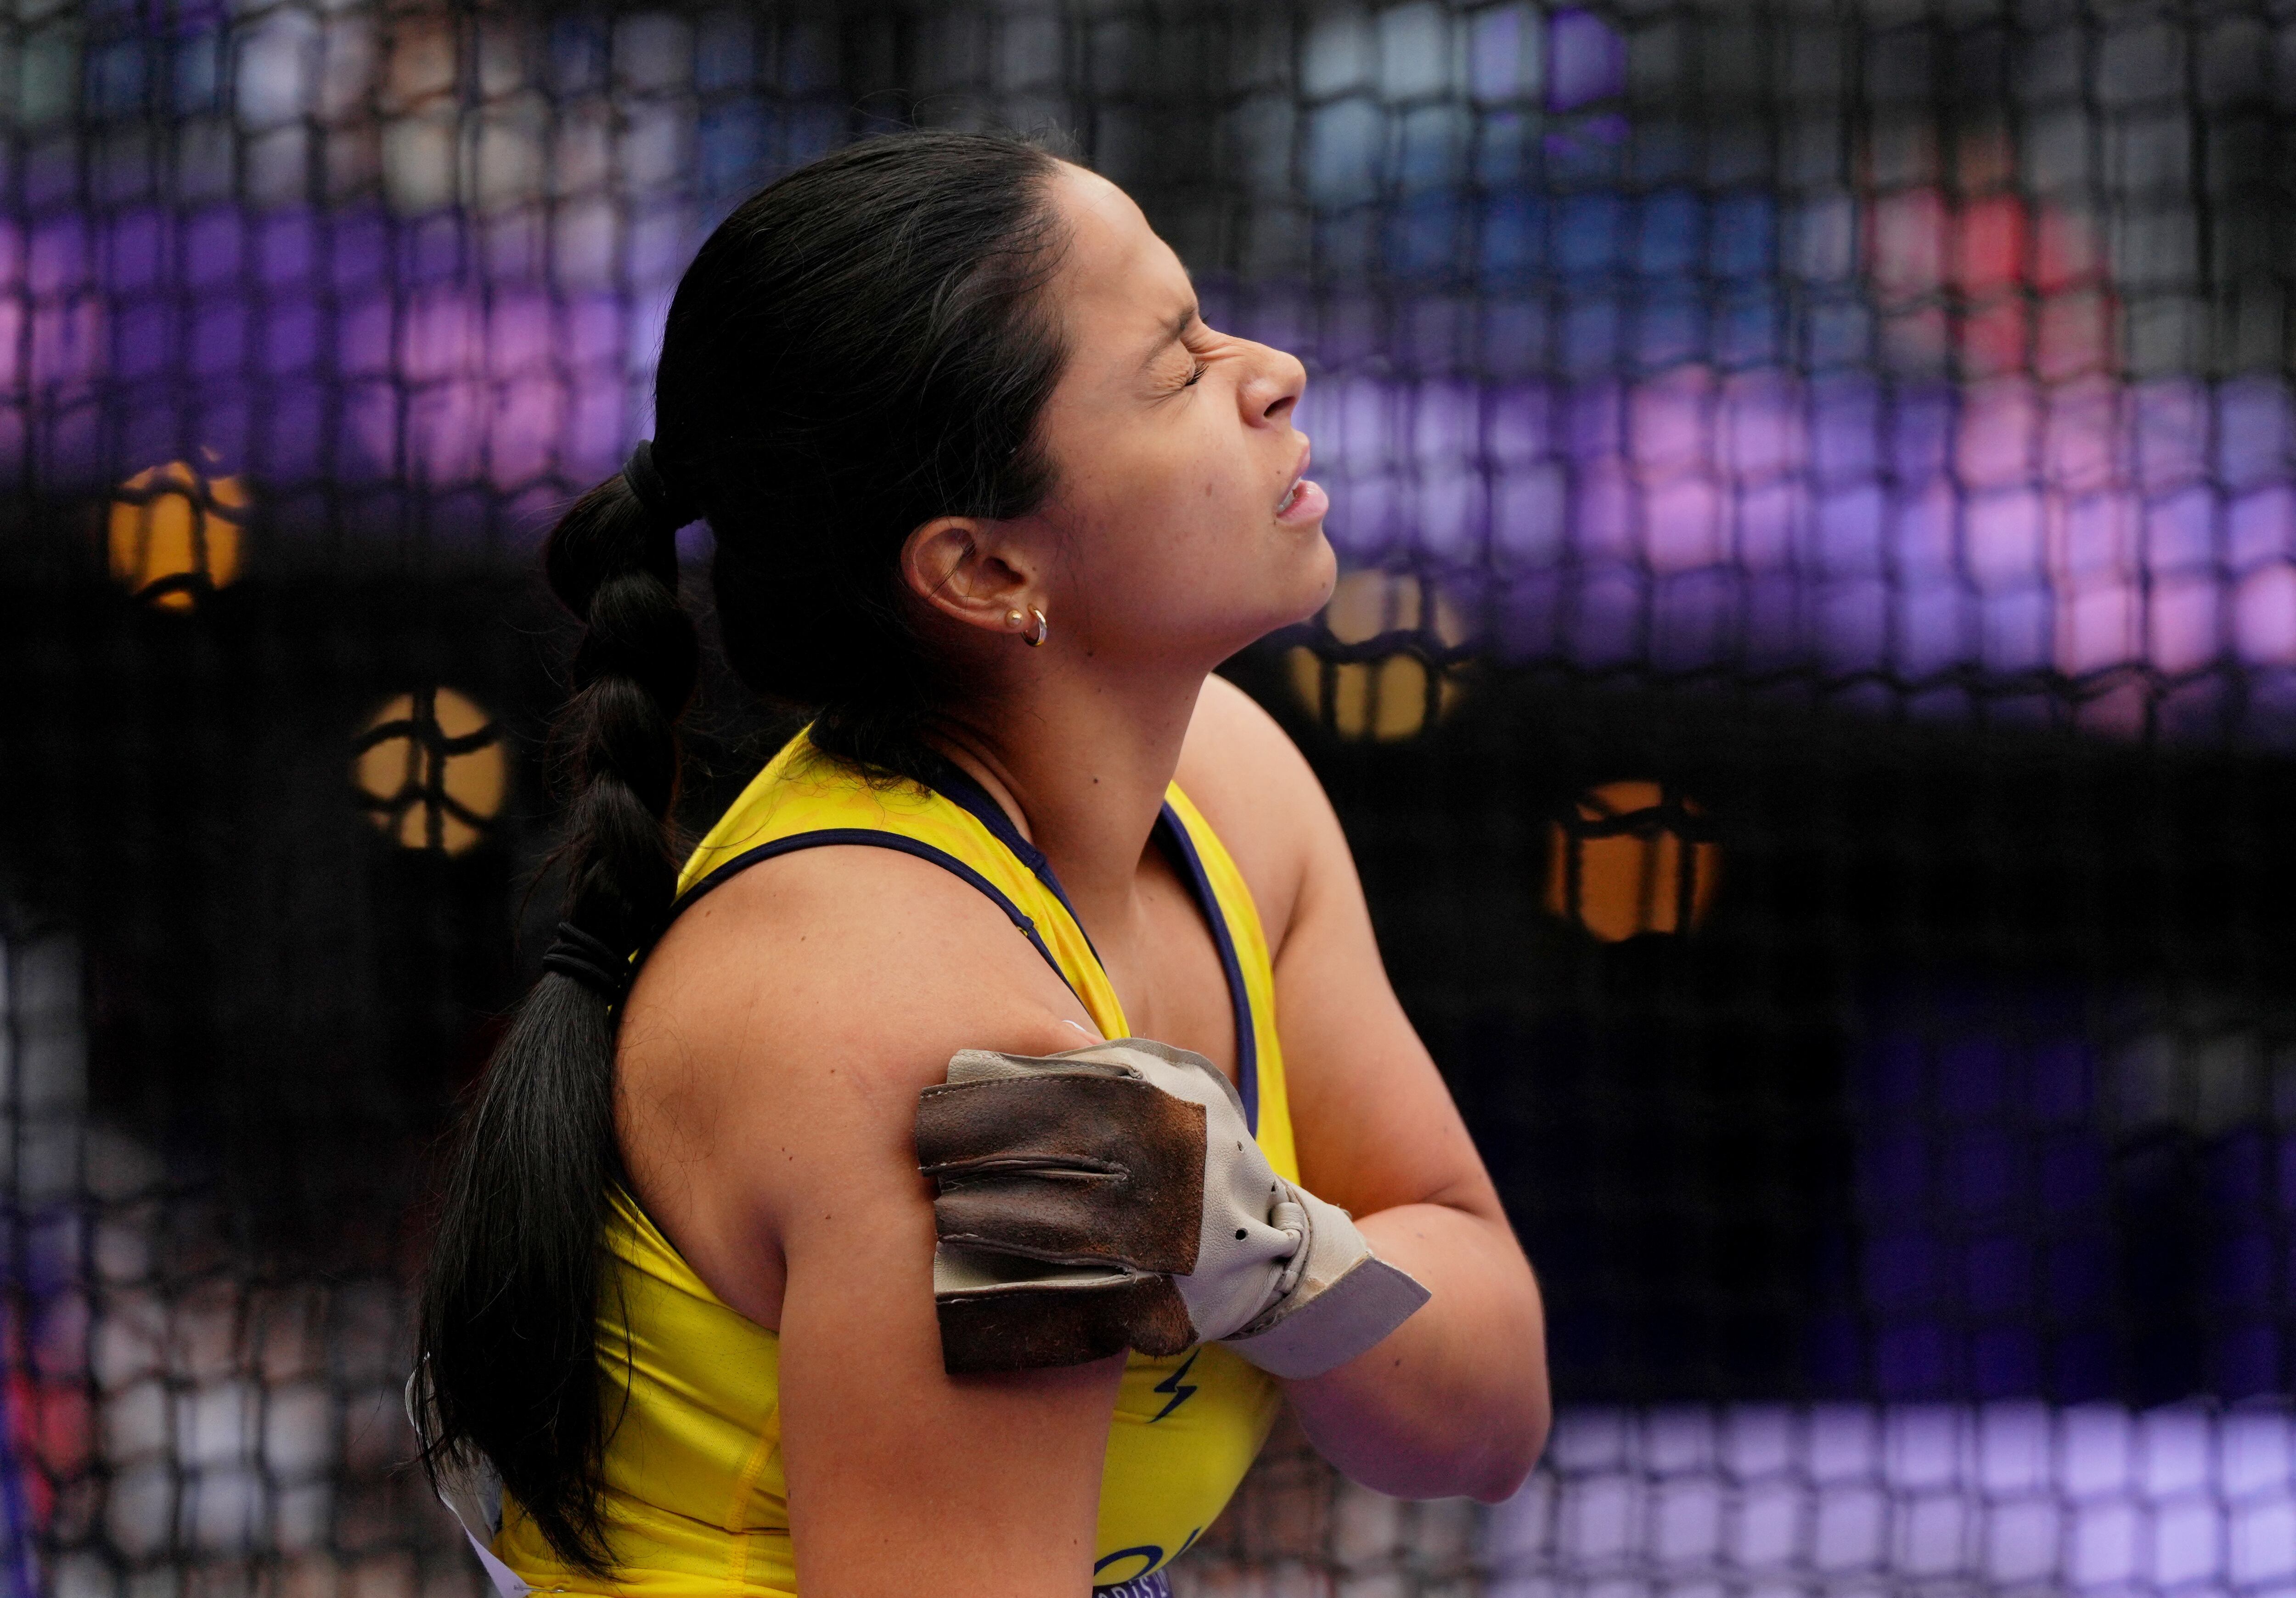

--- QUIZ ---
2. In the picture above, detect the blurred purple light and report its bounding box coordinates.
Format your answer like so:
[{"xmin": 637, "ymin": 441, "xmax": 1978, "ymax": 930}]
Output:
[
  {"xmin": 1492, "ymin": 1402, "xmax": 2296, "ymax": 1594},
  {"xmin": 14, "ymin": 240, "xmax": 2296, "ymax": 693},
  {"xmin": 1289, "ymin": 363, "xmax": 2296, "ymax": 687},
  {"xmin": 9, "ymin": 142, "xmax": 2296, "ymax": 710},
  {"xmin": 1547, "ymin": 10, "xmax": 1626, "ymax": 113}
]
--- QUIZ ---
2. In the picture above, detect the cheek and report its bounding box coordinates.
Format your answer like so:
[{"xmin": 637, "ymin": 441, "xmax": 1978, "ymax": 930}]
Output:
[
  {"xmin": 1066, "ymin": 442, "xmax": 1230, "ymax": 565},
  {"xmin": 1051, "ymin": 419, "xmax": 1295, "ymax": 598}
]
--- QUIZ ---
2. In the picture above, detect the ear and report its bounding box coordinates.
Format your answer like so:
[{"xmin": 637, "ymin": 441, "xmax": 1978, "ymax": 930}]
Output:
[{"xmin": 900, "ymin": 515, "xmax": 1038, "ymax": 638}]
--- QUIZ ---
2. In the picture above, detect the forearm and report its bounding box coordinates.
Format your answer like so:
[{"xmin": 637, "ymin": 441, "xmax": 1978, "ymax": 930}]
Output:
[{"xmin": 1279, "ymin": 1201, "xmax": 1550, "ymax": 1502}]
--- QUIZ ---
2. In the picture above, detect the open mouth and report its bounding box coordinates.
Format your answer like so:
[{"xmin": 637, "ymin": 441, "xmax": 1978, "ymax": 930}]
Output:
[{"xmin": 1276, "ymin": 440, "xmax": 1312, "ymax": 514}]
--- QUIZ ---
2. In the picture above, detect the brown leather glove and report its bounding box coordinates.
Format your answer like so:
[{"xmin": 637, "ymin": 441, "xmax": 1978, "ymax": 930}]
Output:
[
  {"xmin": 916, "ymin": 1051, "xmax": 1206, "ymax": 1372},
  {"xmin": 916, "ymin": 1039, "xmax": 1429, "ymax": 1377}
]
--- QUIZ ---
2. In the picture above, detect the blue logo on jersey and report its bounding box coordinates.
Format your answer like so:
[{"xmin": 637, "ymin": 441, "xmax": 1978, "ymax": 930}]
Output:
[{"xmin": 1149, "ymin": 1349, "xmax": 1200, "ymax": 1422}]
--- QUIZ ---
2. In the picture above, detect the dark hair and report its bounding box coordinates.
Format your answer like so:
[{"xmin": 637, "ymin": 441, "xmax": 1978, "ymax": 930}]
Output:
[{"xmin": 414, "ymin": 130, "xmax": 1071, "ymax": 1573}]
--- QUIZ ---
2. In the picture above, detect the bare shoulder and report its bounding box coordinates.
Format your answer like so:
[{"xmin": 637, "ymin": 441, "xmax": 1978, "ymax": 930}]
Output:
[
  {"xmin": 631, "ymin": 838, "xmax": 1092, "ymax": 1070},
  {"xmin": 1174, "ymin": 672, "xmax": 1342, "ymax": 955},
  {"xmin": 613, "ymin": 841, "xmax": 1097, "ymax": 1325}
]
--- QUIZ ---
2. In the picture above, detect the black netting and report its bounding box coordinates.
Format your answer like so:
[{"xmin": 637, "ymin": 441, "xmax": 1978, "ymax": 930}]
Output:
[{"xmin": 6, "ymin": 2, "xmax": 2296, "ymax": 1593}]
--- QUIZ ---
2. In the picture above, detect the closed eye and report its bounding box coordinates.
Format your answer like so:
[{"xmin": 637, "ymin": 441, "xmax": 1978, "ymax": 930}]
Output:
[{"xmin": 1153, "ymin": 348, "xmax": 1210, "ymax": 398}]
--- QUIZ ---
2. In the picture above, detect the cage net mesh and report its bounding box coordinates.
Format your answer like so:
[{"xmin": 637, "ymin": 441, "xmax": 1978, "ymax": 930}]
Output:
[{"xmin": 6, "ymin": 0, "xmax": 2296, "ymax": 1594}]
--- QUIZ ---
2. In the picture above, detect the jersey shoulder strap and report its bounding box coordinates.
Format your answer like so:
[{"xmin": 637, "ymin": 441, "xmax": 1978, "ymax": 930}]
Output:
[
  {"xmin": 1159, "ymin": 785, "xmax": 1292, "ymax": 1172},
  {"xmin": 664, "ymin": 729, "xmax": 1129, "ymax": 1038}
]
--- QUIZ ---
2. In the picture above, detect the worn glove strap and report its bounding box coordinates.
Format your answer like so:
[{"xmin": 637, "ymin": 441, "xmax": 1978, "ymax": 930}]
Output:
[
  {"xmin": 1217, "ymin": 1185, "xmax": 1433, "ymax": 1379},
  {"xmin": 930, "ymin": 1246, "xmax": 1196, "ymax": 1373},
  {"xmin": 917, "ymin": 1072, "xmax": 1207, "ymax": 1272}
]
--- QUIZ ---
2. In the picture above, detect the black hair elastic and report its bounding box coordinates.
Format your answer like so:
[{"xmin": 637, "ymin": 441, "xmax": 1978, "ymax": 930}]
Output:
[
  {"xmin": 621, "ymin": 439, "xmax": 699, "ymax": 530},
  {"xmin": 540, "ymin": 920, "xmax": 633, "ymax": 1003}
]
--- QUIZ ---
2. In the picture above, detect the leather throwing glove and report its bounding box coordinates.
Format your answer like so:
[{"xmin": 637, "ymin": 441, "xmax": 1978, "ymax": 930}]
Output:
[{"xmin": 915, "ymin": 1037, "xmax": 1429, "ymax": 1379}]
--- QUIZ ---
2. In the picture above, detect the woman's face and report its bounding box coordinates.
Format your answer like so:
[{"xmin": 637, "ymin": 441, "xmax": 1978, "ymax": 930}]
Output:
[{"xmin": 1009, "ymin": 163, "xmax": 1337, "ymax": 670}]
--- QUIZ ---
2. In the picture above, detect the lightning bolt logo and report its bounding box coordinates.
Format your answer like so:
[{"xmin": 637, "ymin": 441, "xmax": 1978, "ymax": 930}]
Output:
[{"xmin": 1149, "ymin": 1349, "xmax": 1200, "ymax": 1423}]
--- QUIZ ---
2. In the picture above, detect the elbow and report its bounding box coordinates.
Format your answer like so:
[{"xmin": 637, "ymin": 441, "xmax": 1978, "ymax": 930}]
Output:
[
  {"xmin": 1464, "ymin": 1369, "xmax": 1553, "ymax": 1504},
  {"xmin": 1464, "ymin": 1258, "xmax": 1554, "ymax": 1502},
  {"xmin": 1466, "ymin": 1406, "xmax": 1551, "ymax": 1504},
  {"xmin": 1297, "ymin": 1368, "xmax": 1551, "ymax": 1504}
]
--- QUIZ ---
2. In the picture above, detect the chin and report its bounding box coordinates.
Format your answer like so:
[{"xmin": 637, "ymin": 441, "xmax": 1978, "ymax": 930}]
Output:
[
  {"xmin": 1228, "ymin": 553, "xmax": 1338, "ymax": 650},
  {"xmin": 1172, "ymin": 531, "xmax": 1339, "ymax": 658},
  {"xmin": 1289, "ymin": 531, "xmax": 1339, "ymax": 620}
]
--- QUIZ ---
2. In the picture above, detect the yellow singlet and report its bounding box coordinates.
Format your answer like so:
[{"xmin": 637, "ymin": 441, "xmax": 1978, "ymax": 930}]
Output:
[{"xmin": 494, "ymin": 729, "xmax": 1299, "ymax": 1596}]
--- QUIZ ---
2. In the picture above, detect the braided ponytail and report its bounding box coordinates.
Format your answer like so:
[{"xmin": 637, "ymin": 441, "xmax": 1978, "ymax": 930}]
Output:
[
  {"xmin": 415, "ymin": 458, "xmax": 697, "ymax": 1574},
  {"xmin": 414, "ymin": 129, "xmax": 1074, "ymax": 1580}
]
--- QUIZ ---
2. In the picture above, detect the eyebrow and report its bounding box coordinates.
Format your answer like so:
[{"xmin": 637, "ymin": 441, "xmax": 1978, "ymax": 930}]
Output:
[{"xmin": 1140, "ymin": 301, "xmax": 1201, "ymax": 371}]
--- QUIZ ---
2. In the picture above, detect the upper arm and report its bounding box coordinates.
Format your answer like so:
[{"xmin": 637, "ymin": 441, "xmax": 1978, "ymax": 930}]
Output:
[
  {"xmin": 1178, "ymin": 677, "xmax": 1504, "ymax": 1225},
  {"xmin": 616, "ymin": 847, "xmax": 1120, "ymax": 1598}
]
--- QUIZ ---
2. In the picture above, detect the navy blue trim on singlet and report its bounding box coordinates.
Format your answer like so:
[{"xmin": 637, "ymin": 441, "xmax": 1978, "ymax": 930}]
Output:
[
  {"xmin": 1154, "ymin": 802, "xmax": 1260, "ymax": 1136},
  {"xmin": 657, "ymin": 768, "xmax": 1261, "ymax": 1133},
  {"xmin": 664, "ymin": 829, "xmax": 1077, "ymax": 999},
  {"xmin": 915, "ymin": 751, "xmax": 1104, "ymax": 966},
  {"xmin": 921, "ymin": 758, "xmax": 1260, "ymax": 1134}
]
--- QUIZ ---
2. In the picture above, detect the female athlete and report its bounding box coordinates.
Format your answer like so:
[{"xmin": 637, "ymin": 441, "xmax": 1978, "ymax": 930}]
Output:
[{"xmin": 416, "ymin": 130, "xmax": 1549, "ymax": 1598}]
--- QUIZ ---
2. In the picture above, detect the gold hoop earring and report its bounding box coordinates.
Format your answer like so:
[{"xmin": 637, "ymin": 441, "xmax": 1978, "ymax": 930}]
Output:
[{"xmin": 1025, "ymin": 607, "xmax": 1048, "ymax": 648}]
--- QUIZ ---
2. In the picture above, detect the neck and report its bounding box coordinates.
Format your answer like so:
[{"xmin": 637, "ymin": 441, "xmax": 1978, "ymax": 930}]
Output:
[{"xmin": 925, "ymin": 660, "xmax": 1204, "ymax": 957}]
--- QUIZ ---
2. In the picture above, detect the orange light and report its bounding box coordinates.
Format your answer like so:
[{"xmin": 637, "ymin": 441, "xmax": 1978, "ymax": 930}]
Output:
[
  {"xmin": 354, "ymin": 689, "xmax": 507, "ymax": 855},
  {"xmin": 1287, "ymin": 570, "xmax": 1468, "ymax": 740},
  {"xmin": 1546, "ymin": 780, "xmax": 1720, "ymax": 942},
  {"xmin": 107, "ymin": 452, "xmax": 248, "ymax": 611}
]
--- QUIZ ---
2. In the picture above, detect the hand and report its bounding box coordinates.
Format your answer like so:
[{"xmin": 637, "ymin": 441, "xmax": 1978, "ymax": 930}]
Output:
[{"xmin": 914, "ymin": 1038, "xmax": 1428, "ymax": 1377}]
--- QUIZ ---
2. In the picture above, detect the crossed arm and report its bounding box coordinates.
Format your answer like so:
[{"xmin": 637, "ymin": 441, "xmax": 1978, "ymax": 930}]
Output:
[
  {"xmin": 618, "ymin": 687, "xmax": 1548, "ymax": 1598},
  {"xmin": 1178, "ymin": 678, "xmax": 1551, "ymax": 1502}
]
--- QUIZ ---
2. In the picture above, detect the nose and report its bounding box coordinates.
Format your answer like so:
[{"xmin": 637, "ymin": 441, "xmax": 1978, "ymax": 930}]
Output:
[{"xmin": 1237, "ymin": 343, "xmax": 1307, "ymax": 428}]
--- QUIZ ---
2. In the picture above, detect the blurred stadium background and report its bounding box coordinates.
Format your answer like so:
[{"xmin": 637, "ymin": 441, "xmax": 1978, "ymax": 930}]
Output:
[{"xmin": 7, "ymin": 0, "xmax": 2296, "ymax": 1592}]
